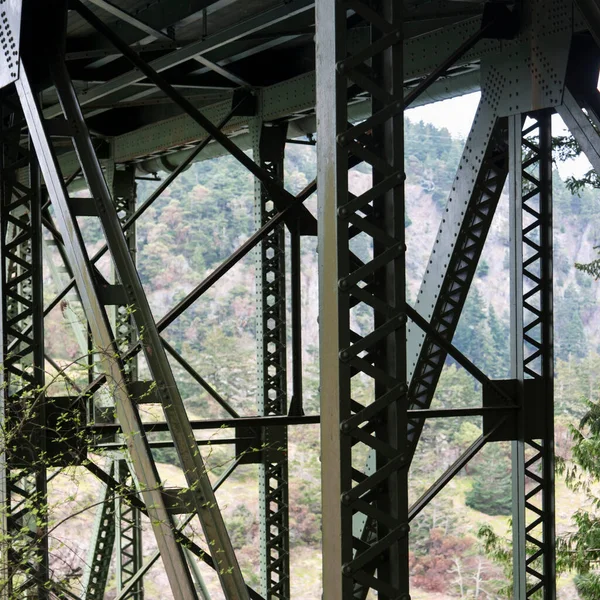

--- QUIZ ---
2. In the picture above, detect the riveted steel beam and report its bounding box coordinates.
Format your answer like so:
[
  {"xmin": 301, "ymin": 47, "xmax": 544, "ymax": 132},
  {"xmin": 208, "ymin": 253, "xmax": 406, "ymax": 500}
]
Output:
[
  {"xmin": 0, "ymin": 91, "xmax": 49, "ymax": 599},
  {"xmin": 509, "ymin": 110, "xmax": 556, "ymax": 599},
  {"xmin": 317, "ymin": 0, "xmax": 409, "ymax": 598},
  {"xmin": 45, "ymin": 56, "xmax": 250, "ymax": 599},
  {"xmin": 16, "ymin": 62, "xmax": 199, "ymax": 599},
  {"xmin": 111, "ymin": 166, "xmax": 144, "ymax": 600},
  {"xmin": 406, "ymin": 108, "xmax": 509, "ymax": 460},
  {"xmin": 82, "ymin": 463, "xmax": 116, "ymax": 600},
  {"xmin": 252, "ymin": 117, "xmax": 290, "ymax": 600}
]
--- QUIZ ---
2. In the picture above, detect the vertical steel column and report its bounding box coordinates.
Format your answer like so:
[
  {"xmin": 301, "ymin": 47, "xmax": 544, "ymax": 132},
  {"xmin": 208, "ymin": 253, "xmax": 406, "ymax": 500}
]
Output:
[
  {"xmin": 0, "ymin": 94, "xmax": 48, "ymax": 598},
  {"xmin": 115, "ymin": 460, "xmax": 143, "ymax": 600},
  {"xmin": 82, "ymin": 464, "xmax": 116, "ymax": 600},
  {"xmin": 253, "ymin": 119, "xmax": 290, "ymax": 600},
  {"xmin": 112, "ymin": 166, "xmax": 144, "ymax": 600},
  {"xmin": 510, "ymin": 111, "xmax": 555, "ymax": 599},
  {"xmin": 317, "ymin": 0, "xmax": 408, "ymax": 597}
]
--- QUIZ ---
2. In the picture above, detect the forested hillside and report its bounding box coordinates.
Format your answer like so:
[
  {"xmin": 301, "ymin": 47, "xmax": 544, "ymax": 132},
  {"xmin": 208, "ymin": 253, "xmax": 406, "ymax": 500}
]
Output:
[{"xmin": 42, "ymin": 117, "xmax": 600, "ymax": 599}]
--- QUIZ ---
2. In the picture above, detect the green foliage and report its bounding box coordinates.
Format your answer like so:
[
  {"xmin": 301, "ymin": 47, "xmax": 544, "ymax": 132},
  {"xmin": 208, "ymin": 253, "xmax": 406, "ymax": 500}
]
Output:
[
  {"xmin": 478, "ymin": 259, "xmax": 490, "ymax": 278},
  {"xmin": 227, "ymin": 505, "xmax": 257, "ymax": 549},
  {"xmin": 452, "ymin": 287, "xmax": 510, "ymax": 378},
  {"xmin": 405, "ymin": 119, "xmax": 462, "ymax": 201},
  {"xmin": 576, "ymin": 247, "xmax": 600, "ymax": 280},
  {"xmin": 555, "ymin": 286, "xmax": 588, "ymax": 360},
  {"xmin": 465, "ymin": 444, "xmax": 512, "ymax": 516}
]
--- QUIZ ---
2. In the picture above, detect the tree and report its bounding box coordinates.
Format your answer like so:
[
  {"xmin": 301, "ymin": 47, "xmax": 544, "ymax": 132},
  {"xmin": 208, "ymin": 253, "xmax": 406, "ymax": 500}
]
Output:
[
  {"xmin": 453, "ymin": 287, "xmax": 493, "ymax": 369},
  {"xmin": 465, "ymin": 444, "xmax": 512, "ymax": 516}
]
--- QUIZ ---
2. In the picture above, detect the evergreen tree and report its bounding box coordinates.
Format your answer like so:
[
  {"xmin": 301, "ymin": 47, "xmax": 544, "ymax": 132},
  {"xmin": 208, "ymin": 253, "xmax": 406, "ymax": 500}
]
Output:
[
  {"xmin": 488, "ymin": 306, "xmax": 510, "ymax": 378},
  {"xmin": 452, "ymin": 287, "xmax": 494, "ymax": 370},
  {"xmin": 555, "ymin": 286, "xmax": 587, "ymax": 360},
  {"xmin": 465, "ymin": 444, "xmax": 512, "ymax": 516}
]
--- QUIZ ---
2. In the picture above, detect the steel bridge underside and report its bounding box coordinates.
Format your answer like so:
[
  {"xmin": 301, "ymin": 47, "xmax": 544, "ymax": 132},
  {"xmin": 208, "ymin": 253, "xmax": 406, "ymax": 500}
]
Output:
[{"xmin": 1, "ymin": 0, "xmax": 600, "ymax": 598}]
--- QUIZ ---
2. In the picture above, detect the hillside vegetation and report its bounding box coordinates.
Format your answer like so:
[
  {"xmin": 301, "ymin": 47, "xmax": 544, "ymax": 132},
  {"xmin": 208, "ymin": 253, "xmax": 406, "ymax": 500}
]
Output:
[{"xmin": 41, "ymin": 117, "xmax": 600, "ymax": 599}]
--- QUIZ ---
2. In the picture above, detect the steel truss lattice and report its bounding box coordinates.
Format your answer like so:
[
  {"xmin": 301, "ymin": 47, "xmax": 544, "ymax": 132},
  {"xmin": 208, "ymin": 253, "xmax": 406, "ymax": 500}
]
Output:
[
  {"xmin": 1, "ymin": 0, "xmax": 600, "ymax": 598},
  {"xmin": 254, "ymin": 120, "xmax": 291, "ymax": 600},
  {"xmin": 510, "ymin": 111, "xmax": 555, "ymax": 599},
  {"xmin": 317, "ymin": 0, "xmax": 409, "ymax": 597},
  {"xmin": 0, "ymin": 92, "xmax": 49, "ymax": 600}
]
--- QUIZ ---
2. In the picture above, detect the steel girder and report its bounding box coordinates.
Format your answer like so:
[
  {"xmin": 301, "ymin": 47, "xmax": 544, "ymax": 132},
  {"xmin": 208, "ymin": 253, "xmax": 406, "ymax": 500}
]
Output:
[
  {"xmin": 44, "ymin": 0, "xmax": 316, "ymax": 120},
  {"xmin": 253, "ymin": 119, "xmax": 291, "ymax": 600},
  {"xmin": 406, "ymin": 103, "xmax": 509, "ymax": 461},
  {"xmin": 15, "ymin": 50, "xmax": 259, "ymax": 596},
  {"xmin": 16, "ymin": 61, "xmax": 200, "ymax": 598},
  {"xmin": 115, "ymin": 460, "xmax": 143, "ymax": 600},
  {"xmin": 317, "ymin": 0, "xmax": 409, "ymax": 598},
  {"xmin": 112, "ymin": 167, "xmax": 144, "ymax": 600},
  {"xmin": 509, "ymin": 111, "xmax": 556, "ymax": 599},
  {"xmin": 0, "ymin": 93, "xmax": 49, "ymax": 600},
  {"xmin": 81, "ymin": 463, "xmax": 116, "ymax": 600}
]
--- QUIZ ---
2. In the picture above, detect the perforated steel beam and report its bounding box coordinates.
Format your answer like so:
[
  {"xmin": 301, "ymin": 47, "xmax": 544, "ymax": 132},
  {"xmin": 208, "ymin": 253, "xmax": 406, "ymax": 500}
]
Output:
[
  {"xmin": 253, "ymin": 118, "xmax": 290, "ymax": 600},
  {"xmin": 112, "ymin": 166, "xmax": 144, "ymax": 600},
  {"xmin": 82, "ymin": 464, "xmax": 116, "ymax": 600}
]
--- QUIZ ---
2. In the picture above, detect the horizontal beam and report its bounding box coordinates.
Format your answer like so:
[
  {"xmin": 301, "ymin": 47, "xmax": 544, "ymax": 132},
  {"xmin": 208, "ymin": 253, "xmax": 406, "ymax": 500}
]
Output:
[
  {"xmin": 89, "ymin": 405, "xmax": 514, "ymax": 436},
  {"xmin": 90, "ymin": 414, "xmax": 321, "ymax": 433},
  {"xmin": 45, "ymin": 0, "xmax": 315, "ymax": 119},
  {"xmin": 86, "ymin": 0, "xmax": 174, "ymax": 41}
]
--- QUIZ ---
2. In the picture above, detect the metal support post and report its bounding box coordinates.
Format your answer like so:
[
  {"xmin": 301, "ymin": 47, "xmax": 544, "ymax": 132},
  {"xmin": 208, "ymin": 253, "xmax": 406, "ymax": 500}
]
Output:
[
  {"xmin": 82, "ymin": 464, "xmax": 116, "ymax": 600},
  {"xmin": 509, "ymin": 111, "xmax": 555, "ymax": 599},
  {"xmin": 111, "ymin": 165, "xmax": 144, "ymax": 600},
  {"xmin": 317, "ymin": 0, "xmax": 408, "ymax": 597},
  {"xmin": 253, "ymin": 119, "xmax": 290, "ymax": 600},
  {"xmin": 0, "ymin": 92, "xmax": 49, "ymax": 599},
  {"xmin": 115, "ymin": 459, "xmax": 144, "ymax": 600}
]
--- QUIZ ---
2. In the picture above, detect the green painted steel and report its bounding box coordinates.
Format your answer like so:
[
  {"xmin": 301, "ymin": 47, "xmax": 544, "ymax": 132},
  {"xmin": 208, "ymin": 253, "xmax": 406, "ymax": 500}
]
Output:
[
  {"xmin": 112, "ymin": 166, "xmax": 144, "ymax": 600},
  {"xmin": 509, "ymin": 111, "xmax": 556, "ymax": 600},
  {"xmin": 0, "ymin": 94, "xmax": 49, "ymax": 599},
  {"xmin": 316, "ymin": 0, "xmax": 409, "ymax": 597},
  {"xmin": 82, "ymin": 464, "xmax": 117, "ymax": 600},
  {"xmin": 16, "ymin": 61, "xmax": 200, "ymax": 599},
  {"xmin": 253, "ymin": 117, "xmax": 291, "ymax": 600}
]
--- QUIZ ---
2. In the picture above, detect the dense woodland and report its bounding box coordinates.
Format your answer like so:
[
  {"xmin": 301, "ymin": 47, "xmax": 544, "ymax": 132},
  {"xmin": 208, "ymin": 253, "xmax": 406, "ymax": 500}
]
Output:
[{"xmin": 40, "ymin": 116, "xmax": 600, "ymax": 599}]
